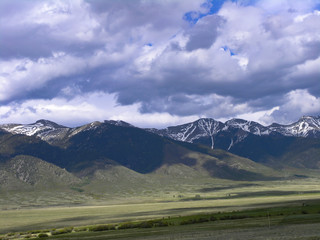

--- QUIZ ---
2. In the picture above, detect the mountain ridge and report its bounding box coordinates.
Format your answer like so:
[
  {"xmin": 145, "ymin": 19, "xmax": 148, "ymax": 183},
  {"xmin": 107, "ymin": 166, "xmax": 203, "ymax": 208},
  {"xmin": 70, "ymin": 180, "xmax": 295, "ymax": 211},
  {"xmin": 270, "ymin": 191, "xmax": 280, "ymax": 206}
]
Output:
[
  {"xmin": 0, "ymin": 115, "xmax": 319, "ymax": 198},
  {"xmin": 1, "ymin": 116, "xmax": 319, "ymax": 172},
  {"xmin": 148, "ymin": 116, "xmax": 320, "ymax": 149},
  {"xmin": 1, "ymin": 116, "xmax": 319, "ymax": 145}
]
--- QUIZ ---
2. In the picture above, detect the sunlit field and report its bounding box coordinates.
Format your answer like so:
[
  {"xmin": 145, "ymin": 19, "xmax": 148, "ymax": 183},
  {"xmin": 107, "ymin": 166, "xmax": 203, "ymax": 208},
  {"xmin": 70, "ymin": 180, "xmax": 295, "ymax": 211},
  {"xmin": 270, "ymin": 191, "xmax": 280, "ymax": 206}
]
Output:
[{"xmin": 1, "ymin": 176, "xmax": 320, "ymax": 239}]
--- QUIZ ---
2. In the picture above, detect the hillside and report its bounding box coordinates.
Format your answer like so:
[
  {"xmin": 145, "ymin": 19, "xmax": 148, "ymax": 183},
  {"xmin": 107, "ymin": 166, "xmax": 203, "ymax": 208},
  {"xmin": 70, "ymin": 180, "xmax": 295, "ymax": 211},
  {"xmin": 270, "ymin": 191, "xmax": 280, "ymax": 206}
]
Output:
[
  {"xmin": 148, "ymin": 117, "xmax": 320, "ymax": 169},
  {"xmin": 0, "ymin": 120, "xmax": 284, "ymax": 195},
  {"xmin": 0, "ymin": 116, "xmax": 319, "ymax": 193},
  {"xmin": 0, "ymin": 118, "xmax": 320, "ymax": 213},
  {"xmin": 0, "ymin": 155, "xmax": 80, "ymax": 190}
]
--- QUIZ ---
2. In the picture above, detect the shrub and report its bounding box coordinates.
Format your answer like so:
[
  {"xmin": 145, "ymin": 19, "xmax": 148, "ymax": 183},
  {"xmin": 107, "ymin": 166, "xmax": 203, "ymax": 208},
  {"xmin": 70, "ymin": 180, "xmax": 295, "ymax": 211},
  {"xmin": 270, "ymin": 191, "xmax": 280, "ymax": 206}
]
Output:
[
  {"xmin": 136, "ymin": 221, "xmax": 153, "ymax": 228},
  {"xmin": 109, "ymin": 225, "xmax": 116, "ymax": 230},
  {"xmin": 38, "ymin": 233, "xmax": 48, "ymax": 238},
  {"xmin": 209, "ymin": 216, "xmax": 217, "ymax": 221},
  {"xmin": 74, "ymin": 227, "xmax": 88, "ymax": 232},
  {"xmin": 51, "ymin": 227, "xmax": 73, "ymax": 235},
  {"xmin": 88, "ymin": 225, "xmax": 114, "ymax": 232},
  {"xmin": 219, "ymin": 215, "xmax": 231, "ymax": 220},
  {"xmin": 219, "ymin": 215, "xmax": 248, "ymax": 220},
  {"xmin": 154, "ymin": 220, "xmax": 169, "ymax": 227},
  {"xmin": 197, "ymin": 217, "xmax": 209, "ymax": 223},
  {"xmin": 118, "ymin": 222, "xmax": 137, "ymax": 229},
  {"xmin": 27, "ymin": 230, "xmax": 42, "ymax": 234},
  {"xmin": 180, "ymin": 218, "xmax": 197, "ymax": 225},
  {"xmin": 195, "ymin": 194, "xmax": 201, "ymax": 199}
]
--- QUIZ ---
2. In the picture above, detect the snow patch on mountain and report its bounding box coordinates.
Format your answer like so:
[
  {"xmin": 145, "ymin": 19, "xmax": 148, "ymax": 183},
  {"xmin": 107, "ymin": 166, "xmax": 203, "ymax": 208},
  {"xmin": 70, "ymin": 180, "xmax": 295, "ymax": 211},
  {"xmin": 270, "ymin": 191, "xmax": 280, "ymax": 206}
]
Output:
[
  {"xmin": 226, "ymin": 119, "xmax": 271, "ymax": 136},
  {"xmin": 198, "ymin": 119, "xmax": 222, "ymax": 149},
  {"xmin": 1, "ymin": 120, "xmax": 63, "ymax": 137},
  {"xmin": 148, "ymin": 116, "xmax": 320, "ymax": 150},
  {"xmin": 104, "ymin": 120, "xmax": 134, "ymax": 128},
  {"xmin": 269, "ymin": 116, "xmax": 320, "ymax": 137},
  {"xmin": 1, "ymin": 116, "xmax": 319, "ymax": 148}
]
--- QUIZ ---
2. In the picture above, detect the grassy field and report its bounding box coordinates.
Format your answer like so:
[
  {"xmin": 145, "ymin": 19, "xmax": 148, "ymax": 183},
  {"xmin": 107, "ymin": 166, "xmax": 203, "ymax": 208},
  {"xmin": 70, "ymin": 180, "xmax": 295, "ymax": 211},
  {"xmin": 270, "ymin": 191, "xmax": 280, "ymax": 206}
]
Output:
[
  {"xmin": 1, "ymin": 176, "xmax": 320, "ymax": 239},
  {"xmin": 1, "ymin": 200, "xmax": 320, "ymax": 239}
]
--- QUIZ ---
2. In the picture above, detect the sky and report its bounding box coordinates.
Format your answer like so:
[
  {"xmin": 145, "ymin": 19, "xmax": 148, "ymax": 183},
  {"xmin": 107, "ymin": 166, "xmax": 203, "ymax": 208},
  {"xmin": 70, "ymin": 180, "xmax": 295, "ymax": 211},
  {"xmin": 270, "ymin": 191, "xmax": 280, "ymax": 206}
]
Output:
[{"xmin": 0, "ymin": 0, "xmax": 320, "ymax": 128}]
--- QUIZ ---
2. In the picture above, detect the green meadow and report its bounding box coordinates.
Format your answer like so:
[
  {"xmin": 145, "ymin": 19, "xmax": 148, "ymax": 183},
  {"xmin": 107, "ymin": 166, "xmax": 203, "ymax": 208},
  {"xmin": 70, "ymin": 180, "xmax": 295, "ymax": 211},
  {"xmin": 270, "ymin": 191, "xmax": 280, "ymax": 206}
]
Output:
[{"xmin": 1, "ymin": 176, "xmax": 320, "ymax": 239}]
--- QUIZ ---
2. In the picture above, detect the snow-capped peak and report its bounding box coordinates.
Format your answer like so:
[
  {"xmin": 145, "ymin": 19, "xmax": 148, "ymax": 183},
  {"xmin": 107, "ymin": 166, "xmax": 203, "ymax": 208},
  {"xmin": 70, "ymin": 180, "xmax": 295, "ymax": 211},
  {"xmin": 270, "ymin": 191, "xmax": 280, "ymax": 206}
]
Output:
[
  {"xmin": 0, "ymin": 119, "xmax": 69, "ymax": 144},
  {"xmin": 104, "ymin": 120, "xmax": 134, "ymax": 128},
  {"xmin": 147, "ymin": 116, "xmax": 320, "ymax": 149},
  {"xmin": 225, "ymin": 118, "xmax": 271, "ymax": 136},
  {"xmin": 269, "ymin": 116, "xmax": 320, "ymax": 137},
  {"xmin": 1, "ymin": 116, "xmax": 319, "ymax": 148},
  {"xmin": 1, "ymin": 120, "xmax": 62, "ymax": 136},
  {"xmin": 148, "ymin": 118, "xmax": 224, "ymax": 147}
]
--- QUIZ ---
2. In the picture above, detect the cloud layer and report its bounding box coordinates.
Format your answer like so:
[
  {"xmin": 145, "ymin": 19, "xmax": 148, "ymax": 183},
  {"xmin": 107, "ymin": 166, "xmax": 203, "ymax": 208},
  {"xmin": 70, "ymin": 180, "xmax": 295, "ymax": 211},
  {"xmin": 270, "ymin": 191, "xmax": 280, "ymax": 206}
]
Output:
[{"xmin": 1, "ymin": 0, "xmax": 320, "ymax": 127}]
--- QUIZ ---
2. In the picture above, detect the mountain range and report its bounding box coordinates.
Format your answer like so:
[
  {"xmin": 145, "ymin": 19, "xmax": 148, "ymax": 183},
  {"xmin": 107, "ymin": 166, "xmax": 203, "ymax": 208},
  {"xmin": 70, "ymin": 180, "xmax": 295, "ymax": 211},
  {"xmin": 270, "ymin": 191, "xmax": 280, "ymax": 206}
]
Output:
[
  {"xmin": 149, "ymin": 116, "xmax": 320, "ymax": 145},
  {"xmin": 2, "ymin": 116, "xmax": 320, "ymax": 146},
  {"xmin": 0, "ymin": 116, "xmax": 319, "ymax": 193}
]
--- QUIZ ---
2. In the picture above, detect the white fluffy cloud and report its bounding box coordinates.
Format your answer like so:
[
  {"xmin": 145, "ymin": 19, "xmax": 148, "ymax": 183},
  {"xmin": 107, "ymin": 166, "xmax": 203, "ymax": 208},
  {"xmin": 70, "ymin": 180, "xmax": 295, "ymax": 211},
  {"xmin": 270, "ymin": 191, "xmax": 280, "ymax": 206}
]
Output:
[
  {"xmin": 0, "ymin": 0, "xmax": 319, "ymax": 127},
  {"xmin": 0, "ymin": 92, "xmax": 199, "ymax": 128},
  {"xmin": 269, "ymin": 89, "xmax": 320, "ymax": 124}
]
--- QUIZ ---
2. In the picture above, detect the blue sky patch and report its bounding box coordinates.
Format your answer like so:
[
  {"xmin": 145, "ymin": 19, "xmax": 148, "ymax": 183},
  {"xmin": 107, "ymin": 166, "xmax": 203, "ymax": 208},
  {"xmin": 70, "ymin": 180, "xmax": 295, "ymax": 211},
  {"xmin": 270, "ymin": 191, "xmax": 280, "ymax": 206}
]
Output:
[
  {"xmin": 222, "ymin": 46, "xmax": 236, "ymax": 56},
  {"xmin": 183, "ymin": 0, "xmax": 258, "ymax": 24}
]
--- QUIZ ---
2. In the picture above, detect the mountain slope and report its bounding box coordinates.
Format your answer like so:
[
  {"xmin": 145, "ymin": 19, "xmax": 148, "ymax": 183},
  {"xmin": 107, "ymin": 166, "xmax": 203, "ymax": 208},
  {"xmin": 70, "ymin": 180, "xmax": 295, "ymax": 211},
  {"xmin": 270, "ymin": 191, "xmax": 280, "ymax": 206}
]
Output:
[
  {"xmin": 0, "ymin": 155, "xmax": 80, "ymax": 190},
  {"xmin": 65, "ymin": 122, "xmax": 166, "ymax": 173},
  {"xmin": 0, "ymin": 121, "xmax": 280, "ymax": 182},
  {"xmin": 1, "ymin": 116, "xmax": 319, "ymax": 181},
  {"xmin": 149, "ymin": 116, "xmax": 320, "ymax": 146},
  {"xmin": 1, "ymin": 116, "xmax": 319, "ymax": 147},
  {"xmin": 269, "ymin": 116, "xmax": 320, "ymax": 138},
  {"xmin": 160, "ymin": 142, "xmax": 280, "ymax": 181},
  {"xmin": 147, "ymin": 116, "xmax": 320, "ymax": 169}
]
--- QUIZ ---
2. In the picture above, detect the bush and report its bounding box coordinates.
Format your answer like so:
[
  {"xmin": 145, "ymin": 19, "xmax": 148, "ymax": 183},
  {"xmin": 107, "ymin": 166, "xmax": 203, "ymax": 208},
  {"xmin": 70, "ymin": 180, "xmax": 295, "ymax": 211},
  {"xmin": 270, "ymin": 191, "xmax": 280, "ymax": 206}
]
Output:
[
  {"xmin": 38, "ymin": 233, "xmax": 48, "ymax": 238},
  {"xmin": 136, "ymin": 221, "xmax": 153, "ymax": 228},
  {"xmin": 195, "ymin": 194, "xmax": 201, "ymax": 199},
  {"xmin": 197, "ymin": 217, "xmax": 209, "ymax": 223},
  {"xmin": 209, "ymin": 216, "xmax": 217, "ymax": 221},
  {"xmin": 88, "ymin": 225, "xmax": 114, "ymax": 232},
  {"xmin": 51, "ymin": 227, "xmax": 73, "ymax": 235},
  {"xmin": 154, "ymin": 220, "xmax": 169, "ymax": 227},
  {"xmin": 219, "ymin": 215, "xmax": 248, "ymax": 220},
  {"xmin": 27, "ymin": 230, "xmax": 42, "ymax": 234},
  {"xmin": 180, "ymin": 218, "xmax": 203, "ymax": 225},
  {"xmin": 109, "ymin": 225, "xmax": 116, "ymax": 230},
  {"xmin": 74, "ymin": 227, "xmax": 88, "ymax": 232},
  {"xmin": 180, "ymin": 219, "xmax": 194, "ymax": 225},
  {"xmin": 118, "ymin": 222, "xmax": 137, "ymax": 229},
  {"xmin": 219, "ymin": 215, "xmax": 231, "ymax": 220}
]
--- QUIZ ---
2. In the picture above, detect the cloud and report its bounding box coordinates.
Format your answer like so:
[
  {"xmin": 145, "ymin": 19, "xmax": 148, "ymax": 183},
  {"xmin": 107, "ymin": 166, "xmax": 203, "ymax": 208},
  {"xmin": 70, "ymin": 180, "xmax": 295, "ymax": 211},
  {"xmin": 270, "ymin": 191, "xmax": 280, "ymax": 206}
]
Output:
[
  {"xmin": 269, "ymin": 89, "xmax": 320, "ymax": 124},
  {"xmin": 0, "ymin": 0, "xmax": 105, "ymax": 60},
  {"xmin": 0, "ymin": 0, "xmax": 320, "ymax": 127},
  {"xmin": 185, "ymin": 15, "xmax": 224, "ymax": 51},
  {"xmin": 0, "ymin": 92, "xmax": 199, "ymax": 128}
]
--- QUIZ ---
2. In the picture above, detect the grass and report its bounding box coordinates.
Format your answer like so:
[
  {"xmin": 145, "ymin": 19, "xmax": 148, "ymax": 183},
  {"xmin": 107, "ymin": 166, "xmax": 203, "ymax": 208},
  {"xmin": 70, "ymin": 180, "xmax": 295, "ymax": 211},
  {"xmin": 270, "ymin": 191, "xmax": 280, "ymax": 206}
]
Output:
[
  {"xmin": 1, "ymin": 201, "xmax": 320, "ymax": 239},
  {"xmin": 2, "ymin": 191, "xmax": 320, "ymax": 234},
  {"xmin": 1, "ymin": 176, "xmax": 320, "ymax": 238}
]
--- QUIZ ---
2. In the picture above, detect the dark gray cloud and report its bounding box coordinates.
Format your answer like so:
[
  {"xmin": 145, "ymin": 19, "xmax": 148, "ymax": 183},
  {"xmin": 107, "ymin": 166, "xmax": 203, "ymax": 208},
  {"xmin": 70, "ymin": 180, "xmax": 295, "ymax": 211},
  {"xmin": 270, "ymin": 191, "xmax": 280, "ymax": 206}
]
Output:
[
  {"xmin": 185, "ymin": 15, "xmax": 224, "ymax": 51},
  {"xmin": 0, "ymin": 0, "xmax": 320, "ymax": 127}
]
